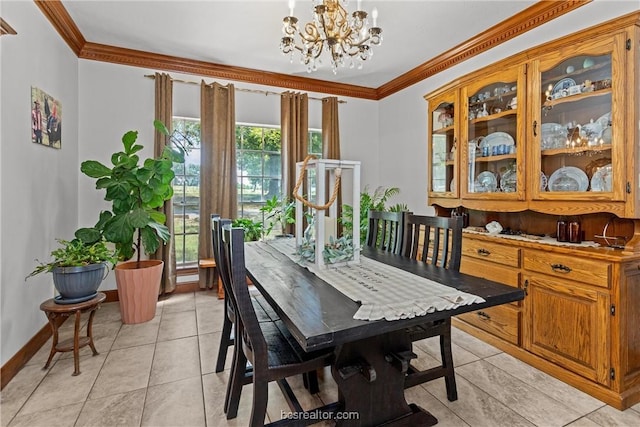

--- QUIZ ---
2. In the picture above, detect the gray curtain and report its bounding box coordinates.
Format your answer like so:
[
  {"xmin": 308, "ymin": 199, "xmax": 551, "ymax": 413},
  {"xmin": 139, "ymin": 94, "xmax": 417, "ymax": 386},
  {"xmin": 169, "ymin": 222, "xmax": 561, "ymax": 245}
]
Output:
[
  {"xmin": 152, "ymin": 72, "xmax": 177, "ymax": 295},
  {"xmin": 281, "ymin": 91, "xmax": 308, "ymax": 234},
  {"xmin": 322, "ymin": 96, "xmax": 342, "ymax": 235},
  {"xmin": 199, "ymin": 81, "xmax": 237, "ymax": 289}
]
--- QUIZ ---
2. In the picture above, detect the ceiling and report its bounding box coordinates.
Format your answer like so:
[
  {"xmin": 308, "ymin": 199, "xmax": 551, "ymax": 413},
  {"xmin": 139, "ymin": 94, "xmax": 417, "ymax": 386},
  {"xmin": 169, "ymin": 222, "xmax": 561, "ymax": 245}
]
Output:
[{"xmin": 60, "ymin": 0, "xmax": 542, "ymax": 89}]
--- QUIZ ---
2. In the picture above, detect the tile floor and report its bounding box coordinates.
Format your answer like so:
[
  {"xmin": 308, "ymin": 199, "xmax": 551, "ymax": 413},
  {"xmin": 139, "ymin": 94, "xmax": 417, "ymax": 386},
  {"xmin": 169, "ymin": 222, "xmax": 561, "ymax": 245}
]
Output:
[{"xmin": 2, "ymin": 291, "xmax": 640, "ymax": 427}]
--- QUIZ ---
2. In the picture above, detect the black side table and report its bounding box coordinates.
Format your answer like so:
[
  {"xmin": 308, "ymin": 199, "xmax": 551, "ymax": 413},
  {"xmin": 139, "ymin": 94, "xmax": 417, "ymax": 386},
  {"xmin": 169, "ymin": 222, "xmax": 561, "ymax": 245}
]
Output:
[{"xmin": 40, "ymin": 292, "xmax": 106, "ymax": 375}]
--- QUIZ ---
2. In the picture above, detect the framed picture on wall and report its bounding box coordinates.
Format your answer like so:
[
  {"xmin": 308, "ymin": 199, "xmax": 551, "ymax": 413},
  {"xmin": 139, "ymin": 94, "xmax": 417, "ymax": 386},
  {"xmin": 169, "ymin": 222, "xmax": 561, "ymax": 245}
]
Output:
[{"xmin": 31, "ymin": 86, "xmax": 62, "ymax": 149}]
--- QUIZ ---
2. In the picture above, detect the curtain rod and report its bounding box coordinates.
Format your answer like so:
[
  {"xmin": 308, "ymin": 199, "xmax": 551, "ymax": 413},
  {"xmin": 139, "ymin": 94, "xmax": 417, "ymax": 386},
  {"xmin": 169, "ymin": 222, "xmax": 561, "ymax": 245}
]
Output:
[{"xmin": 144, "ymin": 74, "xmax": 346, "ymax": 103}]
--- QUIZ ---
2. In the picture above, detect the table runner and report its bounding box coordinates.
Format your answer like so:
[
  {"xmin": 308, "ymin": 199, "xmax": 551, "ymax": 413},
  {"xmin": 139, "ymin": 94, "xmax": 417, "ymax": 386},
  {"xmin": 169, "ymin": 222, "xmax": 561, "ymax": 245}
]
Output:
[{"xmin": 264, "ymin": 239, "xmax": 485, "ymax": 321}]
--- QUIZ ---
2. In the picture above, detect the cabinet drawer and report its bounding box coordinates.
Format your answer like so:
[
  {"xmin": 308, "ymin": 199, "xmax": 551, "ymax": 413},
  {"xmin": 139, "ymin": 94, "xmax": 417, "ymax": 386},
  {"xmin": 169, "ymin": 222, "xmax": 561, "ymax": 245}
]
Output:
[
  {"xmin": 523, "ymin": 250, "xmax": 610, "ymax": 288},
  {"xmin": 461, "ymin": 256, "xmax": 520, "ymax": 289},
  {"xmin": 462, "ymin": 238, "xmax": 520, "ymax": 268},
  {"xmin": 457, "ymin": 305, "xmax": 520, "ymax": 345}
]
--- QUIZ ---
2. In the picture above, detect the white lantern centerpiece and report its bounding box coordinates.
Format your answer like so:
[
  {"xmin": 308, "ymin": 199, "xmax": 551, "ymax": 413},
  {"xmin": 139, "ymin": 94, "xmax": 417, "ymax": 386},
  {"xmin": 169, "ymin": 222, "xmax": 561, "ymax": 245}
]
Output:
[{"xmin": 293, "ymin": 157, "xmax": 361, "ymax": 268}]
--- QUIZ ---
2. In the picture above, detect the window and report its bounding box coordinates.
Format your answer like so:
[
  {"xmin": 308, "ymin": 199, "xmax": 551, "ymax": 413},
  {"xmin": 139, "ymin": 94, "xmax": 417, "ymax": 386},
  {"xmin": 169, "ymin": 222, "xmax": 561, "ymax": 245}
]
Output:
[
  {"xmin": 171, "ymin": 118, "xmax": 321, "ymax": 267},
  {"xmin": 172, "ymin": 118, "xmax": 201, "ymax": 266},
  {"xmin": 236, "ymin": 124, "xmax": 322, "ymax": 224}
]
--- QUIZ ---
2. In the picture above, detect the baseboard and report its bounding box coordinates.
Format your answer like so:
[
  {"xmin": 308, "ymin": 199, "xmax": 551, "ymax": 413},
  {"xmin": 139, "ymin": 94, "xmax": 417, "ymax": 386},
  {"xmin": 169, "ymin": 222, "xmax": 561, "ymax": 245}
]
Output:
[
  {"xmin": 1, "ymin": 286, "xmax": 202, "ymax": 390},
  {"xmin": 0, "ymin": 317, "xmax": 62, "ymax": 390}
]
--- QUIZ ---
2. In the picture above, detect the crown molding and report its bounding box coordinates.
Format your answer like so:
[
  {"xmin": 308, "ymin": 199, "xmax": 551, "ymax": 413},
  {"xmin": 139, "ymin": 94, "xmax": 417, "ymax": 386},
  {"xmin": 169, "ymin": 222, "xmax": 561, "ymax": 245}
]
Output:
[
  {"xmin": 36, "ymin": 0, "xmax": 591, "ymax": 100},
  {"xmin": 79, "ymin": 42, "xmax": 379, "ymax": 100},
  {"xmin": 34, "ymin": 0, "xmax": 85, "ymax": 55},
  {"xmin": 377, "ymin": 0, "xmax": 592, "ymax": 98},
  {"xmin": 0, "ymin": 18, "xmax": 17, "ymax": 36}
]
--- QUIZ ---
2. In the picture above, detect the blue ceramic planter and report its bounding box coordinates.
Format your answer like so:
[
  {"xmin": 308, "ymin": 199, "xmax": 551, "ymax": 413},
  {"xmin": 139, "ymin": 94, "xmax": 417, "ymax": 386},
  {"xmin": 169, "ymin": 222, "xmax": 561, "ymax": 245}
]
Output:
[{"xmin": 52, "ymin": 263, "xmax": 108, "ymax": 302}]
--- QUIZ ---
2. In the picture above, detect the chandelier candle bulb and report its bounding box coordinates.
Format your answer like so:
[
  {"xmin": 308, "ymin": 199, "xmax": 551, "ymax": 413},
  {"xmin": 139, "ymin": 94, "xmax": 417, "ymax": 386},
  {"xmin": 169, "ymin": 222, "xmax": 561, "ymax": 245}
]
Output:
[
  {"xmin": 372, "ymin": 7, "xmax": 378, "ymax": 26},
  {"xmin": 289, "ymin": 0, "xmax": 295, "ymax": 16}
]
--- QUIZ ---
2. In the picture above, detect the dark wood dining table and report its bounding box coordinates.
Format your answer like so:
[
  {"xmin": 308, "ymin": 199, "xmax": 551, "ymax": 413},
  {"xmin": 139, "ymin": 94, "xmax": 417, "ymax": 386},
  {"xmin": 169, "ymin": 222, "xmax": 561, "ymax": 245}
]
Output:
[{"xmin": 244, "ymin": 241, "xmax": 525, "ymax": 427}]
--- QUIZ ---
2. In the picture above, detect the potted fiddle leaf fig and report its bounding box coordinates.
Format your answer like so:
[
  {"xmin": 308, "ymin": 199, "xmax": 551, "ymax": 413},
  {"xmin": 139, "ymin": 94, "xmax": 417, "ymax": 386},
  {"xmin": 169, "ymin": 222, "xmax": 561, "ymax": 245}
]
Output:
[
  {"xmin": 25, "ymin": 233, "xmax": 117, "ymax": 304},
  {"xmin": 78, "ymin": 120, "xmax": 187, "ymax": 323}
]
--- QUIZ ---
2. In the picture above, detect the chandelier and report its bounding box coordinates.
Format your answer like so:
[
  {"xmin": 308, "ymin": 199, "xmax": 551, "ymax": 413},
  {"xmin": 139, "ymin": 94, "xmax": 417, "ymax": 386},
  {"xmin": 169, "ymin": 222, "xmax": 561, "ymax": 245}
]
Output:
[{"xmin": 280, "ymin": 0, "xmax": 383, "ymax": 74}]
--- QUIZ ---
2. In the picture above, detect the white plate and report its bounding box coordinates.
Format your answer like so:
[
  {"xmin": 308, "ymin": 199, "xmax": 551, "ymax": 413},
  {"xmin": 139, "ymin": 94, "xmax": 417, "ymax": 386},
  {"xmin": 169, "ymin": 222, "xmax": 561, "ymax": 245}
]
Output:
[
  {"xmin": 541, "ymin": 123, "xmax": 566, "ymax": 149},
  {"xmin": 541, "ymin": 123, "xmax": 564, "ymax": 134},
  {"xmin": 548, "ymin": 166, "xmax": 589, "ymax": 192},
  {"xmin": 475, "ymin": 171, "xmax": 497, "ymax": 192},
  {"xmin": 596, "ymin": 112, "xmax": 611, "ymax": 129},
  {"xmin": 591, "ymin": 164, "xmax": 612, "ymax": 192},
  {"xmin": 540, "ymin": 172, "xmax": 548, "ymax": 191},
  {"xmin": 500, "ymin": 168, "xmax": 516, "ymax": 192},
  {"xmin": 552, "ymin": 78, "xmax": 577, "ymax": 95},
  {"xmin": 482, "ymin": 132, "xmax": 515, "ymax": 148}
]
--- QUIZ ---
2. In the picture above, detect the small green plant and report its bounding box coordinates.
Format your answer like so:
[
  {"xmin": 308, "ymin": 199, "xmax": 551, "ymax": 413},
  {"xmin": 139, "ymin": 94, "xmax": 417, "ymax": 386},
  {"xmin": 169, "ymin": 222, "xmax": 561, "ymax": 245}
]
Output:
[
  {"xmin": 232, "ymin": 218, "xmax": 264, "ymax": 242},
  {"xmin": 342, "ymin": 186, "xmax": 402, "ymax": 244},
  {"xmin": 26, "ymin": 234, "xmax": 117, "ymax": 280},
  {"xmin": 260, "ymin": 195, "xmax": 295, "ymax": 237}
]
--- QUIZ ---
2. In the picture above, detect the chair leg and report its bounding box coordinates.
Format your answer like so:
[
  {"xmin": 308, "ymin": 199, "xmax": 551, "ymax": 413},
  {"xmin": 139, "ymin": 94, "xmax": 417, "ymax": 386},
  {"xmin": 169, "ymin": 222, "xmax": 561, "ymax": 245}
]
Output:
[
  {"xmin": 226, "ymin": 345, "xmax": 247, "ymax": 419},
  {"xmin": 216, "ymin": 315, "xmax": 233, "ymax": 373},
  {"xmin": 303, "ymin": 370, "xmax": 319, "ymax": 394},
  {"xmin": 250, "ymin": 379, "xmax": 269, "ymax": 427},
  {"xmin": 440, "ymin": 319, "xmax": 457, "ymax": 402}
]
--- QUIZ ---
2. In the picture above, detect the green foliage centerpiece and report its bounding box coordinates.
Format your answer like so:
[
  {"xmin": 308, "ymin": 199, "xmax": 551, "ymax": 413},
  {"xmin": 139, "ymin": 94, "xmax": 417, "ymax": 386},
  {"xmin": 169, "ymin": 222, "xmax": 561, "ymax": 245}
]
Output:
[{"xmin": 293, "ymin": 157, "xmax": 361, "ymax": 269}]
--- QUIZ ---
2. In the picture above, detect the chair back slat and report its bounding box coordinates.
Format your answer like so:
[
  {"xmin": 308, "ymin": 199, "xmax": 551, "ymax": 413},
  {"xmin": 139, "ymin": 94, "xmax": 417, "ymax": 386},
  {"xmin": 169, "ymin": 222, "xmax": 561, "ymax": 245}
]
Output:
[
  {"xmin": 366, "ymin": 210, "xmax": 410, "ymax": 255},
  {"xmin": 213, "ymin": 217, "xmax": 233, "ymax": 299},
  {"xmin": 402, "ymin": 214, "xmax": 462, "ymax": 271},
  {"xmin": 222, "ymin": 225, "xmax": 268, "ymax": 369}
]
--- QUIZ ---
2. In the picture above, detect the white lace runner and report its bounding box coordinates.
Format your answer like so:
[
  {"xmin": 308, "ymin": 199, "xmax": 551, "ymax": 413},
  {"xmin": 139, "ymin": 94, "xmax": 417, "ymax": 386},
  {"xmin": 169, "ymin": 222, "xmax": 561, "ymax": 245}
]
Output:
[{"xmin": 265, "ymin": 239, "xmax": 485, "ymax": 321}]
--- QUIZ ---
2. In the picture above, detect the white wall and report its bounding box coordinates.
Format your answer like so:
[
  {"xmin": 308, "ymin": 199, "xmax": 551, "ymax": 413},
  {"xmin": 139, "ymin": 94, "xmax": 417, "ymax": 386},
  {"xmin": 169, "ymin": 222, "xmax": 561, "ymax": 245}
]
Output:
[
  {"xmin": 0, "ymin": 1, "xmax": 79, "ymax": 365},
  {"xmin": 377, "ymin": 0, "xmax": 640, "ymax": 215}
]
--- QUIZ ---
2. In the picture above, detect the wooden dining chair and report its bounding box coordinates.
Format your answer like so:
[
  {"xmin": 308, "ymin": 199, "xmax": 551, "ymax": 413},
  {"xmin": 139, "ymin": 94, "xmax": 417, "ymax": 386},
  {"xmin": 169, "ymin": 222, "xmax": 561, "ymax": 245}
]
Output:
[
  {"xmin": 401, "ymin": 213, "xmax": 463, "ymax": 401},
  {"xmin": 212, "ymin": 216, "xmax": 284, "ymax": 417},
  {"xmin": 365, "ymin": 210, "xmax": 410, "ymax": 254},
  {"xmin": 222, "ymin": 225, "xmax": 336, "ymax": 426},
  {"xmin": 214, "ymin": 216, "xmax": 278, "ymax": 375}
]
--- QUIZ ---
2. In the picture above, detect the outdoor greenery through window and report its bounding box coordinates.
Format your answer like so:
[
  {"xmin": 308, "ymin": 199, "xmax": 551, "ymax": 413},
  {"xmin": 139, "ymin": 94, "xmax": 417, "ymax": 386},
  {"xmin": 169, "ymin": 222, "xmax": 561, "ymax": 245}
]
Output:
[
  {"xmin": 171, "ymin": 117, "xmax": 321, "ymax": 266},
  {"xmin": 236, "ymin": 124, "xmax": 322, "ymax": 232},
  {"xmin": 172, "ymin": 118, "xmax": 201, "ymax": 266}
]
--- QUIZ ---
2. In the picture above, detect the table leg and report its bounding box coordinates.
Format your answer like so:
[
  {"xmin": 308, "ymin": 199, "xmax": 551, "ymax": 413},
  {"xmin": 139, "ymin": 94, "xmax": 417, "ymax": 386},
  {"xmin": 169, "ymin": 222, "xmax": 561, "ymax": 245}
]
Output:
[
  {"xmin": 43, "ymin": 313, "xmax": 58, "ymax": 369},
  {"xmin": 72, "ymin": 309, "xmax": 81, "ymax": 376},
  {"xmin": 331, "ymin": 330, "xmax": 437, "ymax": 427},
  {"xmin": 87, "ymin": 307, "xmax": 99, "ymax": 356}
]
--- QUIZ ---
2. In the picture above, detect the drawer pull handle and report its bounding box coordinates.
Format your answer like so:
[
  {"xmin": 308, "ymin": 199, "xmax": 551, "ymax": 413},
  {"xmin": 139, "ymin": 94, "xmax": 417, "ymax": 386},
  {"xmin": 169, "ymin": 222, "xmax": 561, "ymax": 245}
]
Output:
[
  {"xmin": 477, "ymin": 311, "xmax": 491, "ymax": 320},
  {"xmin": 477, "ymin": 248, "xmax": 491, "ymax": 256},
  {"xmin": 551, "ymin": 263, "xmax": 572, "ymax": 273}
]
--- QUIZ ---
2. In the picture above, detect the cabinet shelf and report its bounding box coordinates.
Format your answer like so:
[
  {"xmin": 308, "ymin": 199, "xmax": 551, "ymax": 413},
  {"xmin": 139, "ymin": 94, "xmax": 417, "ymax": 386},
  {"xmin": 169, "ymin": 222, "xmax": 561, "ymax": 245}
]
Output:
[
  {"xmin": 469, "ymin": 90, "xmax": 517, "ymax": 108},
  {"xmin": 542, "ymin": 88, "xmax": 611, "ymax": 108},
  {"xmin": 475, "ymin": 153, "xmax": 516, "ymax": 162},
  {"xmin": 469, "ymin": 109, "xmax": 516, "ymax": 124},
  {"xmin": 433, "ymin": 124, "xmax": 454, "ymax": 134},
  {"xmin": 541, "ymin": 61, "xmax": 611, "ymax": 90},
  {"xmin": 541, "ymin": 145, "xmax": 611, "ymax": 156}
]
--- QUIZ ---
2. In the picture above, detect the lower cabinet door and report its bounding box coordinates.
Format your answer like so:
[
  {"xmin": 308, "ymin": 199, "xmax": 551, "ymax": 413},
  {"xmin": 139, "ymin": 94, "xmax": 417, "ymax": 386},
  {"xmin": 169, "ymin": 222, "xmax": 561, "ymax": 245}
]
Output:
[{"xmin": 522, "ymin": 274, "xmax": 610, "ymax": 386}]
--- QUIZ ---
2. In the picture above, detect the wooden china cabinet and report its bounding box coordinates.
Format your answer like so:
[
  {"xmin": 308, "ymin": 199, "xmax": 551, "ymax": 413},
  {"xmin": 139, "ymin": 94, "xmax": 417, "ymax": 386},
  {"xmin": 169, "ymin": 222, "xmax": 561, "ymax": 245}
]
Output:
[{"xmin": 425, "ymin": 12, "xmax": 640, "ymax": 409}]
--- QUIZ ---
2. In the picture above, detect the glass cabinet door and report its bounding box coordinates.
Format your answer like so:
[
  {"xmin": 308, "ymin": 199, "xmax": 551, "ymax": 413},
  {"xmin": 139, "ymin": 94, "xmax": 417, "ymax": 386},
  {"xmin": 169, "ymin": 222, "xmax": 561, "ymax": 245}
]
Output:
[
  {"xmin": 530, "ymin": 35, "xmax": 625, "ymax": 201},
  {"xmin": 461, "ymin": 65, "xmax": 525, "ymax": 200},
  {"xmin": 428, "ymin": 90, "xmax": 458, "ymax": 198}
]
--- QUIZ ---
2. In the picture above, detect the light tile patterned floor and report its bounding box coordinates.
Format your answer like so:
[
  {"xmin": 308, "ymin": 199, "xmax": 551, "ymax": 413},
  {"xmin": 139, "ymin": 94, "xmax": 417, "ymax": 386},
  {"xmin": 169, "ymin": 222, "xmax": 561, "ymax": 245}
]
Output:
[{"xmin": 2, "ymin": 291, "xmax": 640, "ymax": 426}]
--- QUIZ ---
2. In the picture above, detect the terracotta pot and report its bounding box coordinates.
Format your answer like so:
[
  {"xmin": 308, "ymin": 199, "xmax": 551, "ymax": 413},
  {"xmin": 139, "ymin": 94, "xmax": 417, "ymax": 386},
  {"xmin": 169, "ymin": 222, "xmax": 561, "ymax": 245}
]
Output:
[{"xmin": 114, "ymin": 260, "xmax": 163, "ymax": 324}]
